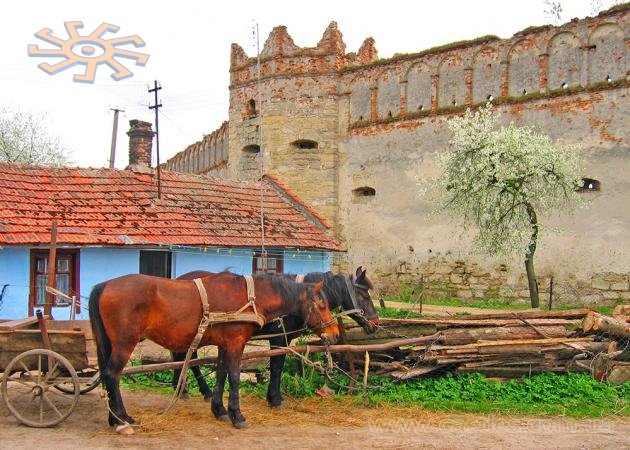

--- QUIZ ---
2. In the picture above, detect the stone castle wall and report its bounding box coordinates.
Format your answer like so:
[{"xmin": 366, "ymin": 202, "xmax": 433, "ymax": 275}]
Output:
[{"xmin": 165, "ymin": 6, "xmax": 630, "ymax": 305}]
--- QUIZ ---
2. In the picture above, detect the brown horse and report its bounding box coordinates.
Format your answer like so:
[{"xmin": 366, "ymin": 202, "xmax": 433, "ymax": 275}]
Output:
[
  {"xmin": 173, "ymin": 267, "xmax": 379, "ymax": 406},
  {"xmin": 88, "ymin": 272, "xmax": 339, "ymax": 429}
]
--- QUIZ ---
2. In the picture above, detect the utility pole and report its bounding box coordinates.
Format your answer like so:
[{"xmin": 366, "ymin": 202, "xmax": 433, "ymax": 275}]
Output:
[
  {"xmin": 148, "ymin": 80, "xmax": 162, "ymax": 199},
  {"xmin": 109, "ymin": 107, "xmax": 124, "ymax": 168}
]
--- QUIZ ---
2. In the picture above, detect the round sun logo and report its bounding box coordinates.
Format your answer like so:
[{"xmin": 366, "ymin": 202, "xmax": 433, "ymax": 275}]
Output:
[{"xmin": 27, "ymin": 21, "xmax": 149, "ymax": 83}]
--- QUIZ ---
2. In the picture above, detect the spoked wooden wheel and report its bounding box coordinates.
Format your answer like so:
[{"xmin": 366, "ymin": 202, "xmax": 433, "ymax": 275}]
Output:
[
  {"xmin": 54, "ymin": 369, "xmax": 100, "ymax": 395},
  {"xmin": 1, "ymin": 349, "xmax": 80, "ymax": 427}
]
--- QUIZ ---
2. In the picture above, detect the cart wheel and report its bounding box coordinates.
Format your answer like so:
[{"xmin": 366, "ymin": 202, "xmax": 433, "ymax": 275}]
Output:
[
  {"xmin": 1, "ymin": 349, "xmax": 80, "ymax": 427},
  {"xmin": 54, "ymin": 370, "xmax": 100, "ymax": 395}
]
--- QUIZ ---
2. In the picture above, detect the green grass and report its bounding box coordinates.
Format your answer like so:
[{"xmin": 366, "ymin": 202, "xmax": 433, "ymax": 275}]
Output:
[
  {"xmin": 382, "ymin": 290, "xmax": 619, "ymax": 315},
  {"xmin": 120, "ymin": 356, "xmax": 630, "ymax": 418},
  {"xmin": 375, "ymin": 306, "xmax": 422, "ymax": 319}
]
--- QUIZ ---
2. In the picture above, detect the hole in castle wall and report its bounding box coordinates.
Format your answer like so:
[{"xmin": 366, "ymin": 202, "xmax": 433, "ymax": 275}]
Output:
[
  {"xmin": 577, "ymin": 178, "xmax": 601, "ymax": 192},
  {"xmin": 291, "ymin": 139, "xmax": 318, "ymax": 150},
  {"xmin": 242, "ymin": 144, "xmax": 260, "ymax": 154},
  {"xmin": 352, "ymin": 186, "xmax": 376, "ymax": 197},
  {"xmin": 247, "ymin": 99, "xmax": 257, "ymax": 116}
]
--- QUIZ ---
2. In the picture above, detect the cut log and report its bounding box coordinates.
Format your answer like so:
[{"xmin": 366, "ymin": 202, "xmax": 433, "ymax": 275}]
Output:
[
  {"xmin": 343, "ymin": 324, "xmax": 437, "ymax": 344},
  {"xmin": 582, "ymin": 312, "xmax": 630, "ymax": 338},
  {"xmin": 612, "ymin": 304, "xmax": 630, "ymax": 320},
  {"xmin": 390, "ymin": 364, "xmax": 447, "ymax": 380},
  {"xmin": 377, "ymin": 317, "xmax": 578, "ymax": 328},
  {"xmin": 122, "ymin": 332, "xmax": 443, "ymax": 376},
  {"xmin": 439, "ymin": 325, "xmax": 569, "ymax": 345}
]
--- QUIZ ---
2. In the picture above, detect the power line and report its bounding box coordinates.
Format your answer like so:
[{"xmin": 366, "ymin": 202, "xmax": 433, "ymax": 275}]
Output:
[{"xmin": 148, "ymin": 80, "xmax": 163, "ymax": 199}]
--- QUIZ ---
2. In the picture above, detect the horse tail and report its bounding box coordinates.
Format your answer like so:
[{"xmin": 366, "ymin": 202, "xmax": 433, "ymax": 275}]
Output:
[{"xmin": 89, "ymin": 282, "xmax": 111, "ymax": 375}]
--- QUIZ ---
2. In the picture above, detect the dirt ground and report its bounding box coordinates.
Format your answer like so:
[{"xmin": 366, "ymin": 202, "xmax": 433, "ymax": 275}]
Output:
[{"xmin": 1, "ymin": 388, "xmax": 628, "ymax": 450}]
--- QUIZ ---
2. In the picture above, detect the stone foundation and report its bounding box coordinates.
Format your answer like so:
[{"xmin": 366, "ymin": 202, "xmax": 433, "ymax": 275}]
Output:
[{"xmin": 372, "ymin": 257, "xmax": 629, "ymax": 307}]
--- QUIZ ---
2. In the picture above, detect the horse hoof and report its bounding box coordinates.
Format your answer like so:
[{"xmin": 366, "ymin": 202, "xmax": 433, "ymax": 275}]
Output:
[
  {"xmin": 269, "ymin": 402, "xmax": 284, "ymax": 409},
  {"xmin": 217, "ymin": 414, "xmax": 230, "ymax": 422},
  {"xmin": 232, "ymin": 420, "xmax": 248, "ymax": 429},
  {"xmin": 115, "ymin": 423, "xmax": 135, "ymax": 435},
  {"xmin": 203, "ymin": 396, "xmax": 212, "ymax": 403}
]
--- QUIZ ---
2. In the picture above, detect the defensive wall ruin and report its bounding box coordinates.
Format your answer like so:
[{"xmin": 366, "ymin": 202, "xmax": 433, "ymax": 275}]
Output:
[{"xmin": 165, "ymin": 5, "xmax": 630, "ymax": 305}]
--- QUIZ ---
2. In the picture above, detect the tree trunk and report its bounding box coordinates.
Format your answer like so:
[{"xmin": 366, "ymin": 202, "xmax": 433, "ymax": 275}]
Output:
[
  {"xmin": 525, "ymin": 203, "xmax": 540, "ymax": 308},
  {"xmin": 582, "ymin": 311, "xmax": 630, "ymax": 338}
]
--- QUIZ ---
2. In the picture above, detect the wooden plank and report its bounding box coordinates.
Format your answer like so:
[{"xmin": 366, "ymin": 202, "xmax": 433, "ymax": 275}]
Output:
[
  {"xmin": 0, "ymin": 330, "xmax": 85, "ymax": 352},
  {"xmin": 0, "ymin": 316, "xmax": 47, "ymax": 330}
]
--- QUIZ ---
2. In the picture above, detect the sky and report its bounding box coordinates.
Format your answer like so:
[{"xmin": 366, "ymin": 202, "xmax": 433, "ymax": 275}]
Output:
[{"xmin": 0, "ymin": 0, "xmax": 608, "ymax": 169}]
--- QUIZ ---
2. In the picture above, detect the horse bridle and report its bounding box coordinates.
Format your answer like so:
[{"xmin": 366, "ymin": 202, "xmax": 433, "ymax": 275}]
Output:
[
  {"xmin": 344, "ymin": 275, "xmax": 377, "ymax": 321},
  {"xmin": 302, "ymin": 288, "xmax": 337, "ymax": 332}
]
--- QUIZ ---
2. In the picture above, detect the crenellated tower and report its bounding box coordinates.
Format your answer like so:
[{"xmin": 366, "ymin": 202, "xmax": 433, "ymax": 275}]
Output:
[{"xmin": 226, "ymin": 22, "xmax": 376, "ymax": 235}]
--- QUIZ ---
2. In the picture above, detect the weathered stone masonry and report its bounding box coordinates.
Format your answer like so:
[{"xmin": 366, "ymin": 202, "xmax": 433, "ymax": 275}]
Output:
[{"xmin": 166, "ymin": 6, "xmax": 630, "ymax": 305}]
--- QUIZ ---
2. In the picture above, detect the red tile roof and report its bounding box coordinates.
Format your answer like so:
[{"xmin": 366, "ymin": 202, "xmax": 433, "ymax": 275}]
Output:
[{"xmin": 0, "ymin": 163, "xmax": 342, "ymax": 251}]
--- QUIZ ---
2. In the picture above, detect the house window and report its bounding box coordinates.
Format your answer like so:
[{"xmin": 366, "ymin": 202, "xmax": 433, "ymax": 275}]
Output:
[
  {"xmin": 252, "ymin": 251, "xmax": 283, "ymax": 275},
  {"xmin": 30, "ymin": 250, "xmax": 78, "ymax": 312},
  {"xmin": 140, "ymin": 250, "xmax": 172, "ymax": 278}
]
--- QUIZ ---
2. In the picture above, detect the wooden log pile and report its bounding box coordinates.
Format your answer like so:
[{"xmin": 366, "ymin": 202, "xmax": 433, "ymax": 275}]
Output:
[{"xmin": 335, "ymin": 308, "xmax": 629, "ymax": 382}]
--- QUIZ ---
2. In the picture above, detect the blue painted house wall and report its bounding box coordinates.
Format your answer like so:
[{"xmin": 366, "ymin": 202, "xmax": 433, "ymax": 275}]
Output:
[
  {"xmin": 0, "ymin": 247, "xmax": 331, "ymax": 320},
  {"xmin": 172, "ymin": 251, "xmax": 252, "ymax": 277},
  {"xmin": 0, "ymin": 248, "xmax": 30, "ymax": 319},
  {"xmin": 283, "ymin": 250, "xmax": 330, "ymax": 275}
]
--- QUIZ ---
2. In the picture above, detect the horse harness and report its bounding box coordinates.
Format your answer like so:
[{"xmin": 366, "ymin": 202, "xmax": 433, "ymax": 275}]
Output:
[{"xmin": 169, "ymin": 276, "xmax": 267, "ymax": 407}]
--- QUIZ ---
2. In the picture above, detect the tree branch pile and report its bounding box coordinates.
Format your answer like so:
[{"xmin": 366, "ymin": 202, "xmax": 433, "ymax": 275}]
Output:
[{"xmin": 333, "ymin": 309, "xmax": 628, "ymax": 382}]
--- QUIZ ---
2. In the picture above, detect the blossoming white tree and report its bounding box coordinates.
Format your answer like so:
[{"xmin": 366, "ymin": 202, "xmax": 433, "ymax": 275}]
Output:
[
  {"xmin": 0, "ymin": 107, "xmax": 70, "ymax": 166},
  {"xmin": 435, "ymin": 105, "xmax": 584, "ymax": 308}
]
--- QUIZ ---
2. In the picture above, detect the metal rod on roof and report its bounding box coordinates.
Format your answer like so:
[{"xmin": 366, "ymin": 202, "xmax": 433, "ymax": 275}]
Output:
[{"xmin": 255, "ymin": 22, "xmax": 266, "ymax": 261}]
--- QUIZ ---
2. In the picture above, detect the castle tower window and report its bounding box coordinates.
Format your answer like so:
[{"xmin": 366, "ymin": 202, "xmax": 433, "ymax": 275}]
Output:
[
  {"xmin": 242, "ymin": 144, "xmax": 260, "ymax": 154},
  {"xmin": 291, "ymin": 139, "xmax": 318, "ymax": 150},
  {"xmin": 387, "ymin": 111, "xmax": 393, "ymax": 118},
  {"xmin": 247, "ymin": 99, "xmax": 257, "ymax": 116},
  {"xmin": 352, "ymin": 187, "xmax": 376, "ymax": 197},
  {"xmin": 418, "ymin": 105, "xmax": 424, "ymax": 111},
  {"xmin": 578, "ymin": 178, "xmax": 600, "ymax": 192}
]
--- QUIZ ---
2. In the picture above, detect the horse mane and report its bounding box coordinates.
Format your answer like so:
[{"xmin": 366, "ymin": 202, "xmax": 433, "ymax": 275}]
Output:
[{"xmin": 256, "ymin": 273, "xmax": 315, "ymax": 307}]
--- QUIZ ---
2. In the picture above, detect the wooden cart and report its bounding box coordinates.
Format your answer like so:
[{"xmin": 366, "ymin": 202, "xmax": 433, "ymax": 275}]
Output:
[{"xmin": 0, "ymin": 314, "xmax": 100, "ymax": 427}]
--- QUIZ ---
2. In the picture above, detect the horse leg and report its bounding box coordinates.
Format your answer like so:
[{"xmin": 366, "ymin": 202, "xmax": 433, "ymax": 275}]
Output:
[
  {"xmin": 211, "ymin": 346, "xmax": 229, "ymax": 421},
  {"xmin": 266, "ymin": 338, "xmax": 287, "ymax": 407},
  {"xmin": 102, "ymin": 344, "xmax": 136, "ymax": 426},
  {"xmin": 191, "ymin": 359, "xmax": 213, "ymax": 401},
  {"xmin": 225, "ymin": 344, "xmax": 247, "ymax": 429}
]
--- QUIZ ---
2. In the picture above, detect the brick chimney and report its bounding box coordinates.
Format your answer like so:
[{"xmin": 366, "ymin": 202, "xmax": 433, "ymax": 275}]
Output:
[{"xmin": 126, "ymin": 120, "xmax": 154, "ymax": 172}]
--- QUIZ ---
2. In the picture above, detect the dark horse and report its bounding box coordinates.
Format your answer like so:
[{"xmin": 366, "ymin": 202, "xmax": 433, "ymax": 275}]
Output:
[
  {"xmin": 89, "ymin": 272, "xmax": 339, "ymax": 429},
  {"xmin": 173, "ymin": 267, "xmax": 379, "ymax": 407}
]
